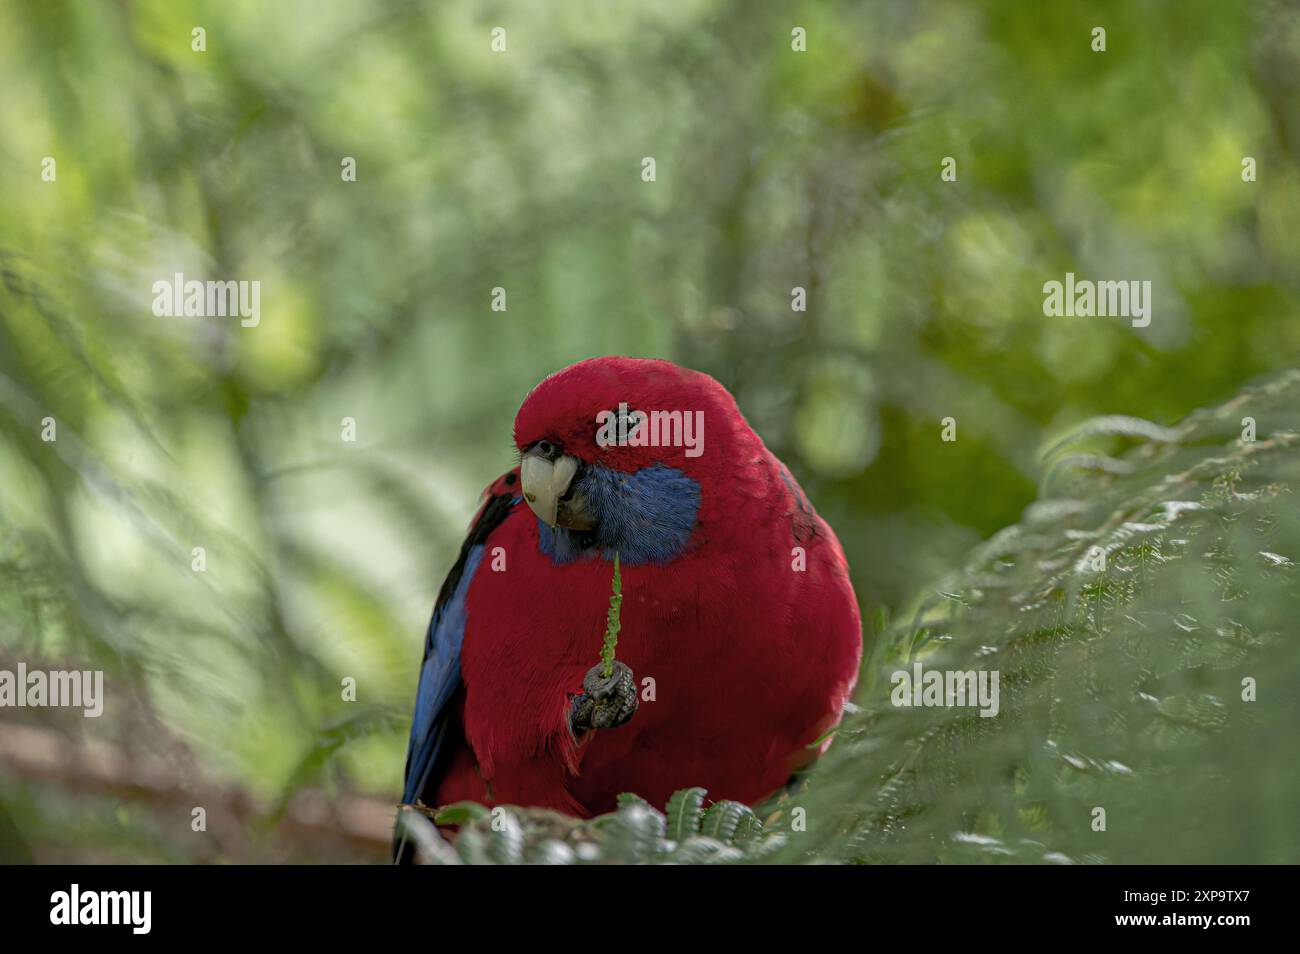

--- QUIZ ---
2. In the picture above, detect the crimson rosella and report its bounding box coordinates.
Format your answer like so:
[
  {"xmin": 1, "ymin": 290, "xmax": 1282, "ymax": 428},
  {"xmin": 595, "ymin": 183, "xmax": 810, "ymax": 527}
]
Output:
[{"xmin": 398, "ymin": 357, "xmax": 861, "ymax": 836}]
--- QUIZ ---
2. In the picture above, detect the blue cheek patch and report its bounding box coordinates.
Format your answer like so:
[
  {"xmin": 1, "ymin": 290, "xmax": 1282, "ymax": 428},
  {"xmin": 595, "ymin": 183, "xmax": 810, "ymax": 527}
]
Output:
[{"xmin": 537, "ymin": 463, "xmax": 700, "ymax": 566}]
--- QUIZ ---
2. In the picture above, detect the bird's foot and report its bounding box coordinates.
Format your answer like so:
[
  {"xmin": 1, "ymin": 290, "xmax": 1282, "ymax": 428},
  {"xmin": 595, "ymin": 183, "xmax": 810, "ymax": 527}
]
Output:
[{"xmin": 569, "ymin": 661, "xmax": 638, "ymax": 736}]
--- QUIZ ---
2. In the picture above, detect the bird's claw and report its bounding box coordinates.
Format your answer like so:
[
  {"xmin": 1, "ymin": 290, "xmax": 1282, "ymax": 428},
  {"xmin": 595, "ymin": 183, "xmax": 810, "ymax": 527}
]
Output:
[{"xmin": 570, "ymin": 661, "xmax": 637, "ymax": 736}]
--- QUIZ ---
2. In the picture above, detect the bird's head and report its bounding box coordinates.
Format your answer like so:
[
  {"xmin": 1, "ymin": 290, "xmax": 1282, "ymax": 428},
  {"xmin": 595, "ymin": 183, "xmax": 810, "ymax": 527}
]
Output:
[{"xmin": 513, "ymin": 356, "xmax": 754, "ymax": 564}]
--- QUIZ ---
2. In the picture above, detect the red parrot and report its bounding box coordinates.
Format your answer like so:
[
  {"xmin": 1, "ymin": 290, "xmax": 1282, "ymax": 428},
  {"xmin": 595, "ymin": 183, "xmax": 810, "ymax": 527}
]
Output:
[{"xmin": 399, "ymin": 357, "xmax": 861, "ymax": 831}]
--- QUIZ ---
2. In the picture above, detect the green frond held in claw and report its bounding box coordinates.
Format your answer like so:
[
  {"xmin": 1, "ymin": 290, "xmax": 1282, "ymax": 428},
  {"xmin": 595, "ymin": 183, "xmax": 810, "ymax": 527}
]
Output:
[{"xmin": 600, "ymin": 552, "xmax": 623, "ymax": 679}]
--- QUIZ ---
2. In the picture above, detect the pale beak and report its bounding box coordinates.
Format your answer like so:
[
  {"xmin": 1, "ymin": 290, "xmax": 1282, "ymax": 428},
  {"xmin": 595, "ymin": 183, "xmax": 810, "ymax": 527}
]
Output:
[{"xmin": 521, "ymin": 451, "xmax": 582, "ymax": 527}]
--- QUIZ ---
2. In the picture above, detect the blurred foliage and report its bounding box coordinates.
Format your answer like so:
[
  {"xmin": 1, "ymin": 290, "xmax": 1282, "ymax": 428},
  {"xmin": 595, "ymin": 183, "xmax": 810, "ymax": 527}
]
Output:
[
  {"xmin": 781, "ymin": 371, "xmax": 1300, "ymax": 863},
  {"xmin": 0, "ymin": 0, "xmax": 1298, "ymax": 861}
]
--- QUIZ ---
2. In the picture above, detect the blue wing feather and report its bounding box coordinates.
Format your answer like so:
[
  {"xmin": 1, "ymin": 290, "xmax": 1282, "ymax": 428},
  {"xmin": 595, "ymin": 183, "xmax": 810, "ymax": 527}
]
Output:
[
  {"xmin": 401, "ymin": 543, "xmax": 484, "ymax": 804},
  {"xmin": 400, "ymin": 485, "xmax": 518, "ymax": 810}
]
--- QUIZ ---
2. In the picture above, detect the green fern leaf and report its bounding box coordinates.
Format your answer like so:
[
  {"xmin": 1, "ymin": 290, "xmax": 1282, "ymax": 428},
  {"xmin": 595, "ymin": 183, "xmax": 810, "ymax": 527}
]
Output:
[
  {"xmin": 665, "ymin": 786, "xmax": 707, "ymax": 842},
  {"xmin": 699, "ymin": 800, "xmax": 751, "ymax": 844}
]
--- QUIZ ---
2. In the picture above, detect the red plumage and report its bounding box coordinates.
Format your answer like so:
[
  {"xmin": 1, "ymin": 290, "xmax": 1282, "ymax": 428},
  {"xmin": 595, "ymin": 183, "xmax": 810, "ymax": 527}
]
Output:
[{"xmin": 427, "ymin": 357, "xmax": 861, "ymax": 815}]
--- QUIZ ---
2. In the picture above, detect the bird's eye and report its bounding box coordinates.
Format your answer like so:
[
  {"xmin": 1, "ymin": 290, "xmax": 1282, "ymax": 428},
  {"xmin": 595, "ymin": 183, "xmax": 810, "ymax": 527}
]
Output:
[
  {"xmin": 595, "ymin": 406, "xmax": 642, "ymax": 444},
  {"xmin": 530, "ymin": 439, "xmax": 565, "ymax": 461}
]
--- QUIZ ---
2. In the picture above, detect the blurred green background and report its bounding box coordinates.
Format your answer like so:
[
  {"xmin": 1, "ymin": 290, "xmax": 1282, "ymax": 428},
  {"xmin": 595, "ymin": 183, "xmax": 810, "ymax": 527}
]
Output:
[{"xmin": 1, "ymin": 0, "xmax": 1297, "ymax": 862}]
